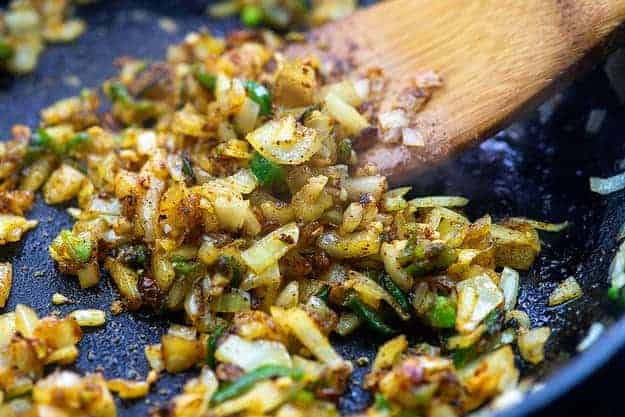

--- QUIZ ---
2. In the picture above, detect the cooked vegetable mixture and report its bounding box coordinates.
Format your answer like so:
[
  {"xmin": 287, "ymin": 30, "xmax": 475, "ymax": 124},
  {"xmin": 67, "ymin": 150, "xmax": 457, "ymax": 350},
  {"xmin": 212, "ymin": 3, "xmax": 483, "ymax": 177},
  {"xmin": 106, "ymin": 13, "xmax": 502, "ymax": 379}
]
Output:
[
  {"xmin": 209, "ymin": 0, "xmax": 356, "ymax": 29},
  {"xmin": 0, "ymin": 25, "xmax": 564, "ymax": 417},
  {"xmin": 0, "ymin": 0, "xmax": 89, "ymax": 74}
]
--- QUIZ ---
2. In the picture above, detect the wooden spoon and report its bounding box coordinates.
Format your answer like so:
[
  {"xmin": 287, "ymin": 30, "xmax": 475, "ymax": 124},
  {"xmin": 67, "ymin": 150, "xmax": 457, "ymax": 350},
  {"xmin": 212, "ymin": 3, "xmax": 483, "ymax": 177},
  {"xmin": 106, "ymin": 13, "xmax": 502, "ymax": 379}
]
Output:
[{"xmin": 287, "ymin": 0, "xmax": 625, "ymax": 182}]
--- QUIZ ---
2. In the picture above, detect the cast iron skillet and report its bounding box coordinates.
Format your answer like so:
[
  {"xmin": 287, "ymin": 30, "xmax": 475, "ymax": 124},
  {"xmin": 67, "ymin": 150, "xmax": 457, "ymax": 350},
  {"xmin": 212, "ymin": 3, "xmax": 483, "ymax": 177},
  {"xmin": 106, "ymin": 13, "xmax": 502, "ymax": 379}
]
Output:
[{"xmin": 1, "ymin": 1, "xmax": 625, "ymax": 416}]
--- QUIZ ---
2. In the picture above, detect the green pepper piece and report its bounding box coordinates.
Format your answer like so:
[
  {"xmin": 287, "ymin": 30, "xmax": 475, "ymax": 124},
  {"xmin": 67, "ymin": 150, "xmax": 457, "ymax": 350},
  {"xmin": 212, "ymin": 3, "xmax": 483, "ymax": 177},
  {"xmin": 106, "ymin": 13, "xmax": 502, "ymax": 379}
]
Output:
[
  {"xmin": 244, "ymin": 80, "xmax": 271, "ymax": 116},
  {"xmin": 373, "ymin": 393, "xmax": 391, "ymax": 411},
  {"xmin": 397, "ymin": 412, "xmax": 422, "ymax": 417},
  {"xmin": 291, "ymin": 389, "xmax": 315, "ymax": 404},
  {"xmin": 428, "ymin": 296, "xmax": 456, "ymax": 328},
  {"xmin": 108, "ymin": 82, "xmax": 132, "ymax": 104},
  {"xmin": 379, "ymin": 273, "xmax": 411, "ymax": 315},
  {"xmin": 118, "ymin": 244, "xmax": 148, "ymax": 269},
  {"xmin": 0, "ymin": 39, "xmax": 13, "ymax": 60},
  {"xmin": 211, "ymin": 365, "xmax": 304, "ymax": 404},
  {"xmin": 172, "ymin": 259, "xmax": 201, "ymax": 277},
  {"xmin": 315, "ymin": 285, "xmax": 330, "ymax": 303},
  {"xmin": 31, "ymin": 128, "xmax": 54, "ymax": 151},
  {"xmin": 195, "ymin": 68, "xmax": 216, "ymax": 91},
  {"xmin": 346, "ymin": 291, "xmax": 396, "ymax": 336},
  {"xmin": 250, "ymin": 152, "xmax": 285, "ymax": 186},
  {"xmin": 431, "ymin": 245, "xmax": 457, "ymax": 270},
  {"xmin": 181, "ymin": 155, "xmax": 196, "ymax": 184},
  {"xmin": 206, "ymin": 323, "xmax": 227, "ymax": 368},
  {"xmin": 51, "ymin": 230, "xmax": 93, "ymax": 264},
  {"xmin": 241, "ymin": 5, "xmax": 264, "ymax": 27},
  {"xmin": 64, "ymin": 132, "xmax": 90, "ymax": 153},
  {"xmin": 404, "ymin": 260, "xmax": 432, "ymax": 277},
  {"xmin": 452, "ymin": 346, "xmax": 476, "ymax": 369},
  {"xmin": 337, "ymin": 138, "xmax": 353, "ymax": 164},
  {"xmin": 216, "ymin": 255, "xmax": 242, "ymax": 287}
]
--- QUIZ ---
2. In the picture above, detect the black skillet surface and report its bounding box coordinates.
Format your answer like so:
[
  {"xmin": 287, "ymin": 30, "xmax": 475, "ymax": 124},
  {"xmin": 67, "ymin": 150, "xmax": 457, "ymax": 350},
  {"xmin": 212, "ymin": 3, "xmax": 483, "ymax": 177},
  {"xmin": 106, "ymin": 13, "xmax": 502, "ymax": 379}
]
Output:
[{"xmin": 1, "ymin": 1, "xmax": 625, "ymax": 416}]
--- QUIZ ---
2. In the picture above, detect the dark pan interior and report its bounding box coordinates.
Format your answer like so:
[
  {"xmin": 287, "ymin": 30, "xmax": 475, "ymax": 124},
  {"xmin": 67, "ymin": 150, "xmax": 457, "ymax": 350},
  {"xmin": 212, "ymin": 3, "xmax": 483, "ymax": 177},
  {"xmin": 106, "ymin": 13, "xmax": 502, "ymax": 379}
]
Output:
[{"xmin": 1, "ymin": 1, "xmax": 625, "ymax": 415}]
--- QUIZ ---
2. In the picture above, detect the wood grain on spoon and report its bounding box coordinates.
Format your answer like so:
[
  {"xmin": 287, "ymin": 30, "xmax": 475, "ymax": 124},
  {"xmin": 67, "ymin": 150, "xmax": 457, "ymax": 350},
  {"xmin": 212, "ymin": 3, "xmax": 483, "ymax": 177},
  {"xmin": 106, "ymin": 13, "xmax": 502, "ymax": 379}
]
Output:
[{"xmin": 287, "ymin": 0, "xmax": 625, "ymax": 182}]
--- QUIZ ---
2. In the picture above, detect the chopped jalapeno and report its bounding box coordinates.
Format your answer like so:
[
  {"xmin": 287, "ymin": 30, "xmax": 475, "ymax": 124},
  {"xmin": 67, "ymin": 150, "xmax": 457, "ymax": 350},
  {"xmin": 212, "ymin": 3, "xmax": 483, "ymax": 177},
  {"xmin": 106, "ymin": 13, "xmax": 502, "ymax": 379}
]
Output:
[
  {"xmin": 244, "ymin": 80, "xmax": 271, "ymax": 116},
  {"xmin": 64, "ymin": 132, "xmax": 90, "ymax": 153},
  {"xmin": 0, "ymin": 39, "xmax": 13, "ymax": 60},
  {"xmin": 211, "ymin": 365, "xmax": 303, "ymax": 404},
  {"xmin": 118, "ymin": 244, "xmax": 148, "ymax": 269},
  {"xmin": 216, "ymin": 255, "xmax": 242, "ymax": 287},
  {"xmin": 250, "ymin": 151, "xmax": 285, "ymax": 186},
  {"xmin": 337, "ymin": 138, "xmax": 353, "ymax": 164},
  {"xmin": 374, "ymin": 393, "xmax": 391, "ymax": 410},
  {"xmin": 346, "ymin": 291, "xmax": 396, "ymax": 336},
  {"xmin": 51, "ymin": 230, "xmax": 93, "ymax": 264},
  {"xmin": 108, "ymin": 82, "xmax": 132, "ymax": 104},
  {"xmin": 195, "ymin": 68, "xmax": 216, "ymax": 91},
  {"xmin": 379, "ymin": 273, "xmax": 411, "ymax": 315},
  {"xmin": 181, "ymin": 155, "xmax": 196, "ymax": 184},
  {"xmin": 241, "ymin": 5, "xmax": 263, "ymax": 27},
  {"xmin": 31, "ymin": 128, "xmax": 54, "ymax": 151},
  {"xmin": 172, "ymin": 259, "xmax": 201, "ymax": 276},
  {"xmin": 206, "ymin": 323, "xmax": 227, "ymax": 368},
  {"xmin": 315, "ymin": 285, "xmax": 330, "ymax": 303},
  {"xmin": 428, "ymin": 296, "xmax": 456, "ymax": 328}
]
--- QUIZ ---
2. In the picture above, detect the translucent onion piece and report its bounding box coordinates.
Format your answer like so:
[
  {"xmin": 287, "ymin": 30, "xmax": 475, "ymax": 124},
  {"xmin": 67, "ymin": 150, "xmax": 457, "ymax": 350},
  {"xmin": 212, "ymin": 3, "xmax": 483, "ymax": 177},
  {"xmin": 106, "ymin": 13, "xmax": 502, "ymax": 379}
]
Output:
[
  {"xmin": 409, "ymin": 196, "xmax": 469, "ymax": 208},
  {"xmin": 246, "ymin": 116, "xmax": 321, "ymax": 165},
  {"xmin": 517, "ymin": 327, "xmax": 550, "ymax": 364},
  {"xmin": 241, "ymin": 222, "xmax": 299, "ymax": 273},
  {"xmin": 506, "ymin": 217, "xmax": 569, "ymax": 232},
  {"xmin": 456, "ymin": 274, "xmax": 503, "ymax": 333},
  {"xmin": 215, "ymin": 334, "xmax": 292, "ymax": 371},
  {"xmin": 500, "ymin": 267, "xmax": 520, "ymax": 311},
  {"xmin": 548, "ymin": 277, "xmax": 583, "ymax": 306}
]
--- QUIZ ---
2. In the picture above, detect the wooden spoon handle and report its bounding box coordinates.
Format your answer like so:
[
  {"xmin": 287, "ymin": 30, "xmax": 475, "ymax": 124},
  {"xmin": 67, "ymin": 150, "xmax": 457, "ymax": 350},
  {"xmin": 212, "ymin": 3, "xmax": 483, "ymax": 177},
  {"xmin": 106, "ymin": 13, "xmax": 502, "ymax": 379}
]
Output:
[{"xmin": 290, "ymin": 0, "xmax": 625, "ymax": 182}]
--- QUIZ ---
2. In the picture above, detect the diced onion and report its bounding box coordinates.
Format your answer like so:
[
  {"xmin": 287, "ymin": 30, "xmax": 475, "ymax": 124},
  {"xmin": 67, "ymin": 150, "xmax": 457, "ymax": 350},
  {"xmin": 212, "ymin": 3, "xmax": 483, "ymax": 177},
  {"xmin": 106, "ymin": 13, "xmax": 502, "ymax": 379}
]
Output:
[
  {"xmin": 500, "ymin": 267, "xmax": 519, "ymax": 311},
  {"xmin": 506, "ymin": 217, "xmax": 569, "ymax": 232},
  {"xmin": 241, "ymin": 222, "xmax": 299, "ymax": 273},
  {"xmin": 380, "ymin": 240, "xmax": 414, "ymax": 292},
  {"xmin": 325, "ymin": 91, "xmax": 369, "ymax": 135},
  {"xmin": 246, "ymin": 116, "xmax": 321, "ymax": 165},
  {"xmin": 0, "ymin": 262, "xmax": 12, "ymax": 308},
  {"xmin": 215, "ymin": 334, "xmax": 292, "ymax": 371},
  {"xmin": 271, "ymin": 306, "xmax": 348, "ymax": 371},
  {"xmin": 372, "ymin": 335, "xmax": 408, "ymax": 371},
  {"xmin": 69, "ymin": 309, "xmax": 106, "ymax": 327},
  {"xmin": 402, "ymin": 127, "xmax": 424, "ymax": 147},
  {"xmin": 456, "ymin": 275, "xmax": 503, "ymax": 333},
  {"xmin": 548, "ymin": 277, "xmax": 583, "ymax": 306},
  {"xmin": 409, "ymin": 196, "xmax": 469, "ymax": 208},
  {"xmin": 517, "ymin": 327, "xmax": 550, "ymax": 364}
]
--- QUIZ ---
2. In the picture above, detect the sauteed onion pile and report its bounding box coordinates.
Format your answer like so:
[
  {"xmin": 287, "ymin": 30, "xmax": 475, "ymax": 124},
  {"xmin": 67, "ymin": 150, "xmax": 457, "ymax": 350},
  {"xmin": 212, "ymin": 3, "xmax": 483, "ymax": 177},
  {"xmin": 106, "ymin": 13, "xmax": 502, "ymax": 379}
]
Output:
[{"xmin": 0, "ymin": 20, "xmax": 572, "ymax": 417}]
